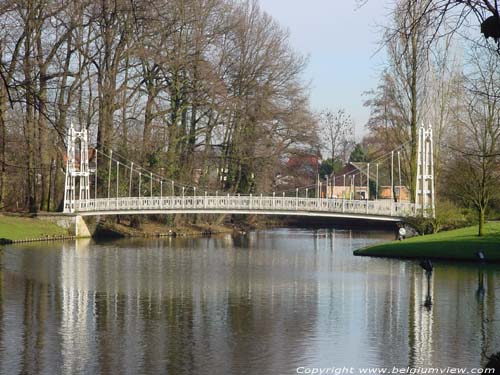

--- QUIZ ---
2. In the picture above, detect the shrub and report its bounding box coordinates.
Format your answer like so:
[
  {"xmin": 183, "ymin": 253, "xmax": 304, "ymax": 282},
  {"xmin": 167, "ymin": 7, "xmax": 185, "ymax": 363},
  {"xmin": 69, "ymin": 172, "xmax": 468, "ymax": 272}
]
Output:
[{"xmin": 406, "ymin": 200, "xmax": 475, "ymax": 235}]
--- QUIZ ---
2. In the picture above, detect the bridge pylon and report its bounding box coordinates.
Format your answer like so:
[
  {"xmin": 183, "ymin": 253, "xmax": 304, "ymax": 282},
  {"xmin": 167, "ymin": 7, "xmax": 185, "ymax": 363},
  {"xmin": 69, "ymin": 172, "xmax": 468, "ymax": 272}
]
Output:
[
  {"xmin": 63, "ymin": 123, "xmax": 90, "ymax": 213},
  {"xmin": 415, "ymin": 124, "xmax": 435, "ymax": 218}
]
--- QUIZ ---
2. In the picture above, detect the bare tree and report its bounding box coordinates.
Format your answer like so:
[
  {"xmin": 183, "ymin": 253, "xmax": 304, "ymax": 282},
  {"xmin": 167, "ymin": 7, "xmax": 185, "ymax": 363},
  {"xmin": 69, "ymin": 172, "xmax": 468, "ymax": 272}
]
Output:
[
  {"xmin": 422, "ymin": 34, "xmax": 464, "ymax": 186},
  {"xmin": 365, "ymin": 0, "xmax": 433, "ymax": 201},
  {"xmin": 378, "ymin": 0, "xmax": 500, "ymax": 53},
  {"xmin": 0, "ymin": 4, "xmax": 25, "ymax": 208},
  {"xmin": 445, "ymin": 47, "xmax": 500, "ymax": 236},
  {"xmin": 319, "ymin": 108, "xmax": 354, "ymax": 164}
]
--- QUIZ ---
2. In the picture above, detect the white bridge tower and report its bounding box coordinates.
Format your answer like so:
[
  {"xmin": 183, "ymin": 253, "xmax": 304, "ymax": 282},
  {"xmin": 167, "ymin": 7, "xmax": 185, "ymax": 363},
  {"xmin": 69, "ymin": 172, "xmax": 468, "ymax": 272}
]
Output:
[
  {"xmin": 63, "ymin": 123, "xmax": 90, "ymax": 213},
  {"xmin": 415, "ymin": 124, "xmax": 435, "ymax": 218}
]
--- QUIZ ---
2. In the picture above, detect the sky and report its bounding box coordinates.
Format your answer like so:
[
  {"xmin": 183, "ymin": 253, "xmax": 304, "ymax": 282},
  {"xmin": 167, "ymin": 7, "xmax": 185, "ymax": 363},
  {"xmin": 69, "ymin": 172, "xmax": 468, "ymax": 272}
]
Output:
[{"xmin": 258, "ymin": 0, "xmax": 391, "ymax": 139}]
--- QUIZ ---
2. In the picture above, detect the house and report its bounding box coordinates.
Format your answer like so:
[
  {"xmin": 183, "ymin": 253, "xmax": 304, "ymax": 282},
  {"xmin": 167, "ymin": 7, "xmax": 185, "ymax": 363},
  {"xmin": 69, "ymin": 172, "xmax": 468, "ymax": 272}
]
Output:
[
  {"xmin": 324, "ymin": 162, "xmax": 410, "ymax": 201},
  {"xmin": 325, "ymin": 163, "xmax": 367, "ymax": 200}
]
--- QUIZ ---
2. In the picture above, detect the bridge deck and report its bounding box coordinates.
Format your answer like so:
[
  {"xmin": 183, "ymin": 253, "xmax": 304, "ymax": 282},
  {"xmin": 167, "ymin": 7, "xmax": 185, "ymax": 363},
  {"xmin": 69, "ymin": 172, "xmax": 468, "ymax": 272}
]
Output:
[{"xmin": 67, "ymin": 196, "xmax": 417, "ymax": 222}]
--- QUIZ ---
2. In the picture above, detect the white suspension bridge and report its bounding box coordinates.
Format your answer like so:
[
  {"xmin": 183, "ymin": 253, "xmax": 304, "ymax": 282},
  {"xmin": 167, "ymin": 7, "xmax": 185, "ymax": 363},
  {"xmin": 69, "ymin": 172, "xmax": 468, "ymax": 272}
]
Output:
[{"xmin": 63, "ymin": 124, "xmax": 435, "ymax": 223}]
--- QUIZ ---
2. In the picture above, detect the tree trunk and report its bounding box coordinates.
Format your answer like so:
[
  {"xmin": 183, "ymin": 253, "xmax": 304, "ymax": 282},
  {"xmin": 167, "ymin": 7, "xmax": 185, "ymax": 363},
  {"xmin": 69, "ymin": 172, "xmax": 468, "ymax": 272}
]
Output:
[
  {"xmin": 37, "ymin": 63, "xmax": 48, "ymax": 211},
  {"xmin": 23, "ymin": 6, "xmax": 37, "ymax": 213},
  {"xmin": 0, "ymin": 74, "xmax": 6, "ymax": 210},
  {"xmin": 46, "ymin": 158, "xmax": 54, "ymax": 211},
  {"xmin": 409, "ymin": 25, "xmax": 419, "ymax": 203},
  {"xmin": 143, "ymin": 77, "xmax": 155, "ymax": 162},
  {"xmin": 166, "ymin": 90, "xmax": 182, "ymax": 177},
  {"xmin": 478, "ymin": 207, "xmax": 485, "ymax": 237}
]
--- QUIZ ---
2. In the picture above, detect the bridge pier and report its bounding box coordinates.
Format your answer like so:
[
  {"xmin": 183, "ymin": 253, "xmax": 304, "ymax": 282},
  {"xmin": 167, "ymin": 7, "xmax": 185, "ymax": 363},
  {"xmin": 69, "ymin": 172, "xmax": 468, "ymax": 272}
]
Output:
[{"xmin": 75, "ymin": 215, "xmax": 92, "ymax": 238}]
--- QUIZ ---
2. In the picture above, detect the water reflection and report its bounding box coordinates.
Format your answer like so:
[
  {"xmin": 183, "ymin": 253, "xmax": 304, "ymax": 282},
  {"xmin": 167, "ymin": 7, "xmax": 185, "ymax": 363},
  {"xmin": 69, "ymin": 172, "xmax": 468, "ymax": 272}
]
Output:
[{"xmin": 0, "ymin": 229, "xmax": 499, "ymax": 374}]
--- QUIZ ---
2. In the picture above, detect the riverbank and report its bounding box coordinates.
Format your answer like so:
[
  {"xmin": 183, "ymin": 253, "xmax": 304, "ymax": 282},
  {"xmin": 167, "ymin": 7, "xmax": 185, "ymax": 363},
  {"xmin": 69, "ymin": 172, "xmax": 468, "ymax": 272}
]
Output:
[
  {"xmin": 354, "ymin": 221, "xmax": 500, "ymax": 262},
  {"xmin": 0, "ymin": 214, "xmax": 70, "ymax": 243},
  {"xmin": 95, "ymin": 218, "xmax": 238, "ymax": 238},
  {"xmin": 0, "ymin": 213, "xmax": 260, "ymax": 243}
]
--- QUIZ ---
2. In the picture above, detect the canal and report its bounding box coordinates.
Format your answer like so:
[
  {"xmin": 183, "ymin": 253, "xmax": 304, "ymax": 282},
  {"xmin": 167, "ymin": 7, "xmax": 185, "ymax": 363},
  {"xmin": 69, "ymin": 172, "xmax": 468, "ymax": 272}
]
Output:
[{"xmin": 0, "ymin": 228, "xmax": 499, "ymax": 374}]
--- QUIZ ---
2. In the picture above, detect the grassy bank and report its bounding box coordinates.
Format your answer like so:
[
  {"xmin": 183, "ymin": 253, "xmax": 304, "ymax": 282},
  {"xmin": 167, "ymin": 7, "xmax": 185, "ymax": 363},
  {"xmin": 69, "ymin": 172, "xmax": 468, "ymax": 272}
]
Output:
[
  {"xmin": 0, "ymin": 215, "xmax": 68, "ymax": 241},
  {"xmin": 354, "ymin": 221, "xmax": 500, "ymax": 261}
]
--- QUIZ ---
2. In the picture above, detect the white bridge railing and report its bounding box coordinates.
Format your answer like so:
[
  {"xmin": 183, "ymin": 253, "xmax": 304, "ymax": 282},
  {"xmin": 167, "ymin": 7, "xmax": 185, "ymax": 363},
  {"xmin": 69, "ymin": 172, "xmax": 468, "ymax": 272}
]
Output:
[{"xmin": 68, "ymin": 196, "xmax": 417, "ymax": 218}]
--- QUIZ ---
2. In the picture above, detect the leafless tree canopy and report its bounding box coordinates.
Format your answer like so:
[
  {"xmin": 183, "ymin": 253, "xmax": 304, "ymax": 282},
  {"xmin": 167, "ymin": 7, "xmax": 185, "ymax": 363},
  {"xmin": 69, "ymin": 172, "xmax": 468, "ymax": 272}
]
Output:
[
  {"xmin": 384, "ymin": 0, "xmax": 500, "ymax": 48},
  {"xmin": 319, "ymin": 108, "xmax": 354, "ymax": 164},
  {"xmin": 0, "ymin": 0, "xmax": 318, "ymax": 212}
]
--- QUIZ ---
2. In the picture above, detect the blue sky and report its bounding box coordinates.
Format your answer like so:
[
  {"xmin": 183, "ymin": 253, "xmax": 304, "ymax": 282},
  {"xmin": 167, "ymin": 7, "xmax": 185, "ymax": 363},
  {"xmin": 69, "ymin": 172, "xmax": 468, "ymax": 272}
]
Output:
[{"xmin": 258, "ymin": 0, "xmax": 390, "ymax": 138}]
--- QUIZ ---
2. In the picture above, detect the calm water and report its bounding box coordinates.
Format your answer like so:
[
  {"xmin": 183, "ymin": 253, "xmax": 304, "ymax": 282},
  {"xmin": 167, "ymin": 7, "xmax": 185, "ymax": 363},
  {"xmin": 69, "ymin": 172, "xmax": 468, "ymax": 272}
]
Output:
[{"xmin": 0, "ymin": 228, "xmax": 499, "ymax": 374}]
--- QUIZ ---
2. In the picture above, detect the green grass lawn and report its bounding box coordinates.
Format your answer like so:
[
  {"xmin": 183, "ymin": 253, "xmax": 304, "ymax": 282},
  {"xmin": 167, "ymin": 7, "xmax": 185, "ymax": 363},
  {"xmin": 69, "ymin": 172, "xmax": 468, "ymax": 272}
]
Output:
[
  {"xmin": 354, "ymin": 221, "xmax": 500, "ymax": 261},
  {"xmin": 0, "ymin": 215, "xmax": 68, "ymax": 241}
]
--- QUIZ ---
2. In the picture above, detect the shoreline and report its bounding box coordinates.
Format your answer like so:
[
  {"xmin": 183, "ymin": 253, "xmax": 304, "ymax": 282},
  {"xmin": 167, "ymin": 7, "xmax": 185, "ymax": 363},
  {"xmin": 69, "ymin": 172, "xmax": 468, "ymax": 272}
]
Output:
[
  {"xmin": 0, "ymin": 235, "xmax": 79, "ymax": 245},
  {"xmin": 353, "ymin": 251, "xmax": 500, "ymax": 264},
  {"xmin": 0, "ymin": 228, "xmax": 236, "ymax": 245}
]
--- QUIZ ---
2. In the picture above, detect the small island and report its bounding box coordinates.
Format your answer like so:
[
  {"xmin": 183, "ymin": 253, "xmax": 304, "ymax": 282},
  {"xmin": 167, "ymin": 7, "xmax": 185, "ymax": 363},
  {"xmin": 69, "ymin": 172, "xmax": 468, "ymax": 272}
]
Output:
[{"xmin": 354, "ymin": 222, "xmax": 500, "ymax": 262}]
